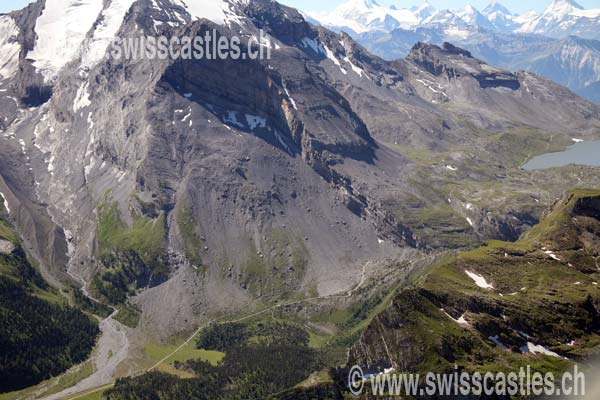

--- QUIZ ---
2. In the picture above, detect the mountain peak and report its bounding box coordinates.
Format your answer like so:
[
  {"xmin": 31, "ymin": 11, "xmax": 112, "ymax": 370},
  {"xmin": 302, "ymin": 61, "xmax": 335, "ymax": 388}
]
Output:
[
  {"xmin": 464, "ymin": 4, "xmax": 478, "ymax": 14},
  {"xmin": 551, "ymin": 0, "xmax": 584, "ymax": 8},
  {"xmin": 482, "ymin": 1, "xmax": 513, "ymax": 17},
  {"xmin": 416, "ymin": 0, "xmax": 433, "ymax": 7},
  {"xmin": 412, "ymin": 1, "xmax": 437, "ymax": 20},
  {"xmin": 546, "ymin": 0, "xmax": 584, "ymax": 13}
]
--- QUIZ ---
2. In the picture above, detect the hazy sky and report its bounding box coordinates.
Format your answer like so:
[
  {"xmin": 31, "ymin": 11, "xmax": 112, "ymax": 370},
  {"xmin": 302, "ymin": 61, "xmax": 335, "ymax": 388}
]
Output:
[{"xmin": 1, "ymin": 0, "xmax": 599, "ymax": 16}]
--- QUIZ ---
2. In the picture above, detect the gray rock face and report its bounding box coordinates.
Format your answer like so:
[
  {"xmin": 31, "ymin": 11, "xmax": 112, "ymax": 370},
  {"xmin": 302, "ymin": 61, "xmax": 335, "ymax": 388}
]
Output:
[{"xmin": 0, "ymin": 0, "xmax": 599, "ymax": 339}]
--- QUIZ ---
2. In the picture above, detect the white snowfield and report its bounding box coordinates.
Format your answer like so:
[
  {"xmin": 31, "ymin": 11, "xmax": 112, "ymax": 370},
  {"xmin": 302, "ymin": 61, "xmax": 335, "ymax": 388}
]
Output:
[
  {"xmin": 309, "ymin": 0, "xmax": 419, "ymax": 34},
  {"xmin": 0, "ymin": 16, "xmax": 21, "ymax": 80},
  {"xmin": 465, "ymin": 270, "xmax": 494, "ymax": 289},
  {"xmin": 28, "ymin": 0, "xmax": 244, "ymax": 80},
  {"xmin": 28, "ymin": 0, "xmax": 105, "ymax": 80}
]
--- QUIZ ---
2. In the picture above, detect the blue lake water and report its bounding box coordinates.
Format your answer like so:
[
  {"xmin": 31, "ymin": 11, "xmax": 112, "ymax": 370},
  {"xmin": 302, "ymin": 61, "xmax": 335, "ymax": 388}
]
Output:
[{"xmin": 522, "ymin": 140, "xmax": 600, "ymax": 170}]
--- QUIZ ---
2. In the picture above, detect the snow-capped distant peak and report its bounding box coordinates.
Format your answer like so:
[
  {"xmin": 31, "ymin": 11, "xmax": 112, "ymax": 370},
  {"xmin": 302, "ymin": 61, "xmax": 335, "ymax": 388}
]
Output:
[
  {"xmin": 517, "ymin": 0, "xmax": 600, "ymax": 38},
  {"xmin": 463, "ymin": 4, "xmax": 478, "ymax": 14},
  {"xmin": 313, "ymin": 0, "xmax": 420, "ymax": 33},
  {"xmin": 541, "ymin": 0, "xmax": 584, "ymax": 18},
  {"xmin": 412, "ymin": 1, "xmax": 437, "ymax": 21},
  {"xmin": 458, "ymin": 3, "xmax": 498, "ymax": 30},
  {"xmin": 309, "ymin": 0, "xmax": 599, "ymax": 41},
  {"xmin": 424, "ymin": 9, "xmax": 467, "ymax": 27},
  {"xmin": 482, "ymin": 1, "xmax": 513, "ymax": 17},
  {"xmin": 548, "ymin": 0, "xmax": 584, "ymax": 12}
]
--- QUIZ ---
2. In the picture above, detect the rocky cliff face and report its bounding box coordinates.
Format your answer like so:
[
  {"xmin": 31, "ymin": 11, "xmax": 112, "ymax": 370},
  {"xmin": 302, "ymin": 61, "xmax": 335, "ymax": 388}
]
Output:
[{"xmin": 0, "ymin": 0, "xmax": 599, "ymax": 342}]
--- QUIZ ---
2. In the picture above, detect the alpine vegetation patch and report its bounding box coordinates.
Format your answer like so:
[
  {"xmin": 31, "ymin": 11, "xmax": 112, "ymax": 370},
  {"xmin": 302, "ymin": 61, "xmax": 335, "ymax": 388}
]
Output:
[{"xmin": 108, "ymin": 29, "xmax": 272, "ymax": 61}]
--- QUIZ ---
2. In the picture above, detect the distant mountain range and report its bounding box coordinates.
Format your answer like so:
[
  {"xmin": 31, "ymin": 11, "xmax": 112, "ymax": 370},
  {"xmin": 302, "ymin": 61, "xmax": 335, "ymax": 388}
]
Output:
[{"xmin": 307, "ymin": 0, "xmax": 600, "ymax": 102}]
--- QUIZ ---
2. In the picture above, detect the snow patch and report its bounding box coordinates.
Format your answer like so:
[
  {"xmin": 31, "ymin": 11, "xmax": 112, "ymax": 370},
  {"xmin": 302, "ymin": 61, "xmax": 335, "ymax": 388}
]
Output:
[
  {"xmin": 544, "ymin": 250, "xmax": 561, "ymax": 261},
  {"xmin": 441, "ymin": 309, "xmax": 469, "ymax": 326},
  {"xmin": 245, "ymin": 115, "xmax": 266, "ymax": 130},
  {"xmin": 224, "ymin": 111, "xmax": 244, "ymax": 128},
  {"xmin": 0, "ymin": 192, "xmax": 9, "ymax": 214},
  {"xmin": 300, "ymin": 37, "xmax": 325, "ymax": 55},
  {"xmin": 520, "ymin": 342, "xmax": 563, "ymax": 358},
  {"xmin": 73, "ymin": 83, "xmax": 91, "ymax": 112},
  {"xmin": 416, "ymin": 78, "xmax": 448, "ymax": 97},
  {"xmin": 282, "ymin": 81, "xmax": 298, "ymax": 111},
  {"xmin": 465, "ymin": 270, "xmax": 494, "ymax": 289},
  {"xmin": 87, "ymin": 112, "xmax": 95, "ymax": 130},
  {"xmin": 324, "ymin": 45, "xmax": 347, "ymax": 74},
  {"xmin": 343, "ymin": 56, "xmax": 368, "ymax": 79}
]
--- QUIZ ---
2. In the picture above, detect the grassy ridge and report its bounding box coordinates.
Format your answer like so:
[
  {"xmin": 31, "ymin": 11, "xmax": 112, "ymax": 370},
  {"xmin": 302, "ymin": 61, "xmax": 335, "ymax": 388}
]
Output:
[
  {"xmin": 349, "ymin": 189, "xmax": 600, "ymax": 390},
  {"xmin": 97, "ymin": 202, "xmax": 165, "ymax": 262}
]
